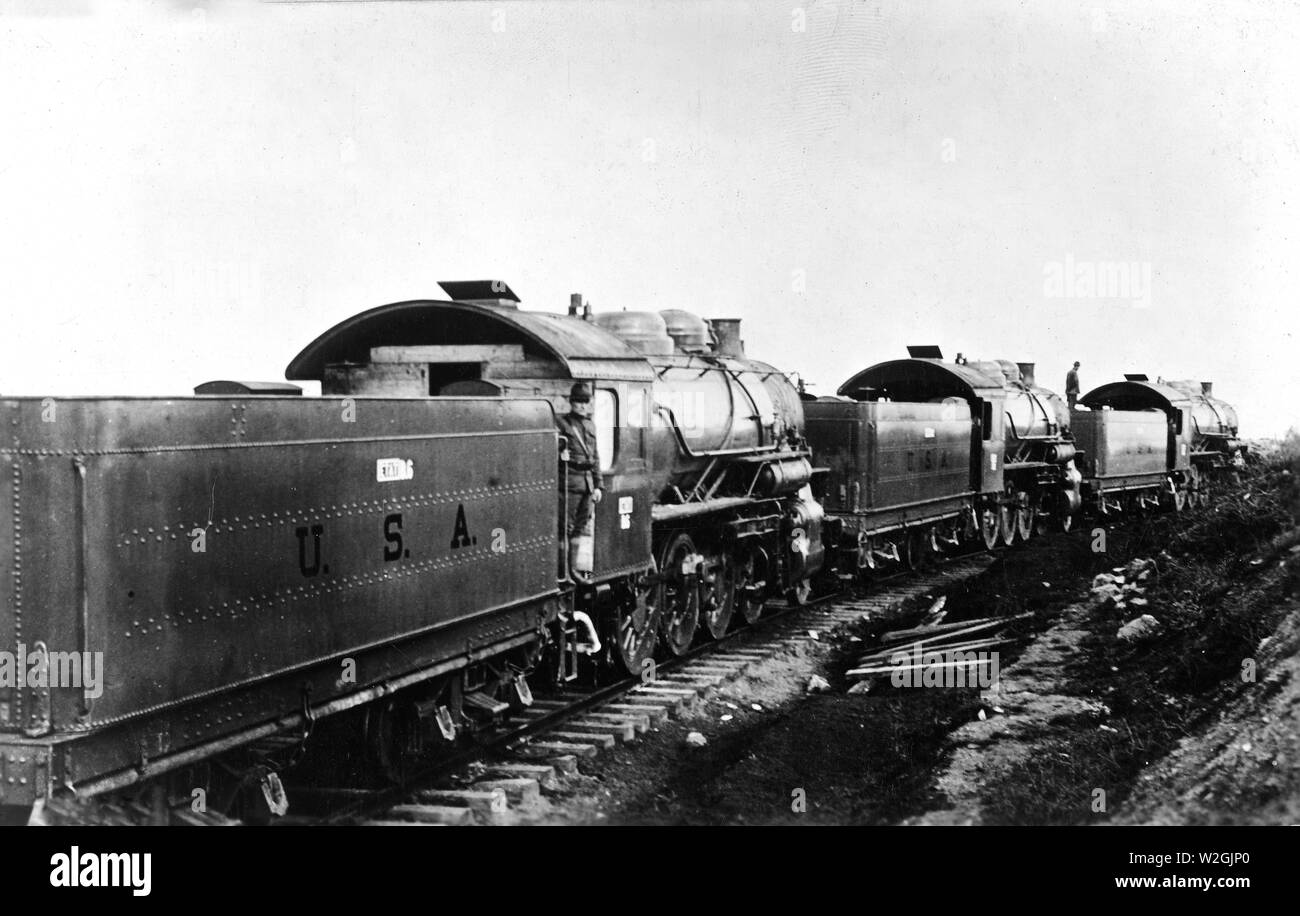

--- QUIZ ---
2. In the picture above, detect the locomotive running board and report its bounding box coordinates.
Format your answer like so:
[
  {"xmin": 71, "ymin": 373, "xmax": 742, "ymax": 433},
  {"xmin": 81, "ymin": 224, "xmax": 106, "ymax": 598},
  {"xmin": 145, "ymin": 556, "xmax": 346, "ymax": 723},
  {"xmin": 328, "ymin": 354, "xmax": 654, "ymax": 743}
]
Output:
[{"xmin": 652, "ymin": 495, "xmax": 762, "ymax": 523}]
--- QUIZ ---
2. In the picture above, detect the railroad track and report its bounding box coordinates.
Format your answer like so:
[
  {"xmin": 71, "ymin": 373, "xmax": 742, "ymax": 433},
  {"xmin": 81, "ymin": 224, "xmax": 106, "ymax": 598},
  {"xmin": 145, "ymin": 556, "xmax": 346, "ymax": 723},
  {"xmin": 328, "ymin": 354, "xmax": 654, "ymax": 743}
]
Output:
[{"xmin": 283, "ymin": 554, "xmax": 998, "ymax": 826}]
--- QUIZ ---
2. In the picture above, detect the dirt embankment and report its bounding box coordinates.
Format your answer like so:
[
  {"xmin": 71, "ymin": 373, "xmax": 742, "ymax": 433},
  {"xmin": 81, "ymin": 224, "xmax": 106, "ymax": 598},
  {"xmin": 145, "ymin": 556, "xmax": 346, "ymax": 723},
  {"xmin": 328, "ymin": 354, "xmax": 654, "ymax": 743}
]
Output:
[
  {"xmin": 1116, "ymin": 594, "xmax": 1300, "ymax": 825},
  {"xmin": 542, "ymin": 616, "xmax": 988, "ymax": 825},
  {"xmin": 914, "ymin": 456, "xmax": 1300, "ymax": 825}
]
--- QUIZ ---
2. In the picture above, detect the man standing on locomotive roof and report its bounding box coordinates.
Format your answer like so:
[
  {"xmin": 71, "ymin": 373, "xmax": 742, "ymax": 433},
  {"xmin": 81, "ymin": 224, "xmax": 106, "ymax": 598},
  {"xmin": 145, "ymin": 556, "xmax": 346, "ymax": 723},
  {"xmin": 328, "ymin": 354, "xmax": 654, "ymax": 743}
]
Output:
[
  {"xmin": 1066, "ymin": 361, "xmax": 1081, "ymax": 409},
  {"xmin": 557, "ymin": 381, "xmax": 603, "ymax": 576}
]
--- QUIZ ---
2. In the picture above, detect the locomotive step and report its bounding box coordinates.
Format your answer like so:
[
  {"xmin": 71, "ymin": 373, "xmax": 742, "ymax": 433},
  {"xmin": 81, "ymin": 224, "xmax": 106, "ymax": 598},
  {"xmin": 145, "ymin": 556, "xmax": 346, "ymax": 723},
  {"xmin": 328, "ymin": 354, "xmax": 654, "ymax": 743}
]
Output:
[{"xmin": 463, "ymin": 692, "xmax": 512, "ymax": 715}]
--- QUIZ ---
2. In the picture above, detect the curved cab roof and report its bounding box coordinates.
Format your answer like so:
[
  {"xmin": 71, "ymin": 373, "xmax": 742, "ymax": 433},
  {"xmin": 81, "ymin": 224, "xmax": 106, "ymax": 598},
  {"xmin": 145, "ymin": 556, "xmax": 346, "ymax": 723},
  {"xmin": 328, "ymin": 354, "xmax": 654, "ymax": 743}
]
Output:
[
  {"xmin": 838, "ymin": 358, "xmax": 1008, "ymax": 402},
  {"xmin": 286, "ymin": 300, "xmax": 656, "ymax": 382},
  {"xmin": 1079, "ymin": 380, "xmax": 1191, "ymax": 414}
]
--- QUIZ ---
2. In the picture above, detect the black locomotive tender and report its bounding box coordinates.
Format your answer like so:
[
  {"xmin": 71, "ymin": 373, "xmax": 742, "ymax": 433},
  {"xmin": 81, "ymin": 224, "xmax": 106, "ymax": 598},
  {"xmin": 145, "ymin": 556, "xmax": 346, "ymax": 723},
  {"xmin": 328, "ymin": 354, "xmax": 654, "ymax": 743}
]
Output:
[{"xmin": 0, "ymin": 281, "xmax": 1242, "ymax": 818}]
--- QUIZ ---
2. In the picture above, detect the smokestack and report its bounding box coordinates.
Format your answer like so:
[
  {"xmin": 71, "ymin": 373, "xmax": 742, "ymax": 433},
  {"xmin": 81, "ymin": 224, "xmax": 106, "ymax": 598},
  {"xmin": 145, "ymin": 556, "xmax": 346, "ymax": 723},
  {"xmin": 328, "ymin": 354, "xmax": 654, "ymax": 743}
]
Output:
[
  {"xmin": 1202, "ymin": 381, "xmax": 1213, "ymax": 396},
  {"xmin": 710, "ymin": 318, "xmax": 745, "ymax": 357},
  {"xmin": 1016, "ymin": 362, "xmax": 1036, "ymax": 387},
  {"xmin": 568, "ymin": 293, "xmax": 581, "ymax": 317}
]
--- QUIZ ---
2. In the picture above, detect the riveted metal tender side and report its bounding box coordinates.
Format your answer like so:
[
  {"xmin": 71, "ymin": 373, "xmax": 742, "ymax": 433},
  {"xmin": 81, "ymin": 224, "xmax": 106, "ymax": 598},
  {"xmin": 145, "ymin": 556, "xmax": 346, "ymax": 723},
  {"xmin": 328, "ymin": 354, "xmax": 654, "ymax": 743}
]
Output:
[{"xmin": 0, "ymin": 395, "xmax": 559, "ymax": 810}]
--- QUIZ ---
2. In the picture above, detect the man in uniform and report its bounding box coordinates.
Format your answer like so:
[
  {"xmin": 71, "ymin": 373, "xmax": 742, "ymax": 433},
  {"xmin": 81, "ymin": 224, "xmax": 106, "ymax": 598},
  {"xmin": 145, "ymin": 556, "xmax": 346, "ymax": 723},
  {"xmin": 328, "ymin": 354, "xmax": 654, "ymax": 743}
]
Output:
[
  {"xmin": 556, "ymin": 380, "xmax": 603, "ymax": 548},
  {"xmin": 1065, "ymin": 361, "xmax": 1081, "ymax": 409}
]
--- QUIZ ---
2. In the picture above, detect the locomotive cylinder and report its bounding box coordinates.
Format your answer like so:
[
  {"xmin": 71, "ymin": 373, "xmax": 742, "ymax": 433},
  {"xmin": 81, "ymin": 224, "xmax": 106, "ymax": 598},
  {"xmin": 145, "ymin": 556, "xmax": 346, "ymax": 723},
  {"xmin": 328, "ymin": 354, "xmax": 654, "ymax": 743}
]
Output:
[
  {"xmin": 755, "ymin": 456, "xmax": 813, "ymax": 496},
  {"xmin": 1044, "ymin": 442, "xmax": 1077, "ymax": 465}
]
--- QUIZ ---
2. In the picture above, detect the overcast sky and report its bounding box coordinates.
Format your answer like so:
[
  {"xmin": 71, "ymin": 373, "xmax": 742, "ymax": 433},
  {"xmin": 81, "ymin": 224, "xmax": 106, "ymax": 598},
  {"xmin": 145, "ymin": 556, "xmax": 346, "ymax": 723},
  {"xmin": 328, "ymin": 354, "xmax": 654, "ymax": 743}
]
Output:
[{"xmin": 2, "ymin": 0, "xmax": 1297, "ymax": 435}]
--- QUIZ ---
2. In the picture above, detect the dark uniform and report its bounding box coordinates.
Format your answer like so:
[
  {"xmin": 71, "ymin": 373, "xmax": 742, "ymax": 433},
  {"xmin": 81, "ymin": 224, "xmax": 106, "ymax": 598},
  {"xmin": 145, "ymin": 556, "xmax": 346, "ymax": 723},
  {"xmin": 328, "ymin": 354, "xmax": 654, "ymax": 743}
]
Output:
[
  {"xmin": 1066, "ymin": 364, "xmax": 1080, "ymax": 410},
  {"xmin": 557, "ymin": 382, "xmax": 603, "ymax": 539}
]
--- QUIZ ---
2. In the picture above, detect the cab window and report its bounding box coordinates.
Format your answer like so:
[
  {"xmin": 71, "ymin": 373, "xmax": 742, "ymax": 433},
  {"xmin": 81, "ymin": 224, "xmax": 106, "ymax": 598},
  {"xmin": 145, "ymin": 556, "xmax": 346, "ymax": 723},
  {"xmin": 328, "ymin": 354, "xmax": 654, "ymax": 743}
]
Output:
[{"xmin": 595, "ymin": 389, "xmax": 617, "ymax": 472}]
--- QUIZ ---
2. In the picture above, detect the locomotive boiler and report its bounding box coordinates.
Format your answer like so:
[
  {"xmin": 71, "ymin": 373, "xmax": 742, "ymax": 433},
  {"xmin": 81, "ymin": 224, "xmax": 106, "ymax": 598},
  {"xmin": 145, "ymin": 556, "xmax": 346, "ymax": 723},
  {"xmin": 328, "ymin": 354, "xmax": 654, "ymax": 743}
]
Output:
[
  {"xmin": 1162, "ymin": 379, "xmax": 1243, "ymax": 464},
  {"xmin": 591, "ymin": 308, "xmax": 823, "ymax": 652}
]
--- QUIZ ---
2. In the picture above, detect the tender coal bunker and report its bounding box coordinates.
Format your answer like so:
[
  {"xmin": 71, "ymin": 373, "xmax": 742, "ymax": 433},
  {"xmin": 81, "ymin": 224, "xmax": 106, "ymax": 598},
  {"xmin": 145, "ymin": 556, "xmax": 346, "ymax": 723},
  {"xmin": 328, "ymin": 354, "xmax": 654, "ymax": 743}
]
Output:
[{"xmin": 426, "ymin": 362, "xmax": 482, "ymax": 394}]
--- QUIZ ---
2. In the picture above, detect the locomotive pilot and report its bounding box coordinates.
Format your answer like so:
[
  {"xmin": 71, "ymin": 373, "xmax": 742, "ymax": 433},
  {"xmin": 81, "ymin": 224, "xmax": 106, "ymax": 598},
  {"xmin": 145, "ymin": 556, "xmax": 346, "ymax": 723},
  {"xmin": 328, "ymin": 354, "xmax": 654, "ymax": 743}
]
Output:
[{"xmin": 557, "ymin": 381, "xmax": 603, "ymax": 579}]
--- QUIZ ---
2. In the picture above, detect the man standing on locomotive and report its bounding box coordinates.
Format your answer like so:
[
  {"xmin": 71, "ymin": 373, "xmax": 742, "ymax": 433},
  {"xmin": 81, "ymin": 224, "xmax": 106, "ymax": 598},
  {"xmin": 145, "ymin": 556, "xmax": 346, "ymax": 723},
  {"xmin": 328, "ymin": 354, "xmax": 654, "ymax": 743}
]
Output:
[
  {"xmin": 1066, "ymin": 361, "xmax": 1081, "ymax": 409},
  {"xmin": 557, "ymin": 381, "xmax": 603, "ymax": 579}
]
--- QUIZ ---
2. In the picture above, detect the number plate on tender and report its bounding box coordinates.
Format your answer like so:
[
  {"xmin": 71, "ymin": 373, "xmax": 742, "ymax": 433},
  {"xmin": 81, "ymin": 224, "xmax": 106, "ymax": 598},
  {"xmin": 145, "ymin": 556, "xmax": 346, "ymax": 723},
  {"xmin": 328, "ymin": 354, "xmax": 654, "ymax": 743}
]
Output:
[{"xmin": 376, "ymin": 458, "xmax": 415, "ymax": 482}]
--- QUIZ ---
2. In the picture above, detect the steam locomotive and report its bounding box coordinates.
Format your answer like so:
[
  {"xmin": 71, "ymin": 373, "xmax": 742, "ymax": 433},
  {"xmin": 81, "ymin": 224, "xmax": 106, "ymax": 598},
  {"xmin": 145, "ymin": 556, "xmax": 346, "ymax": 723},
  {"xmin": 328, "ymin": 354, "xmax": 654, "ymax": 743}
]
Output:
[
  {"xmin": 1070, "ymin": 375, "xmax": 1243, "ymax": 514},
  {"xmin": 808, "ymin": 352, "xmax": 1081, "ymax": 585},
  {"xmin": 0, "ymin": 280, "xmax": 1241, "ymax": 819}
]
